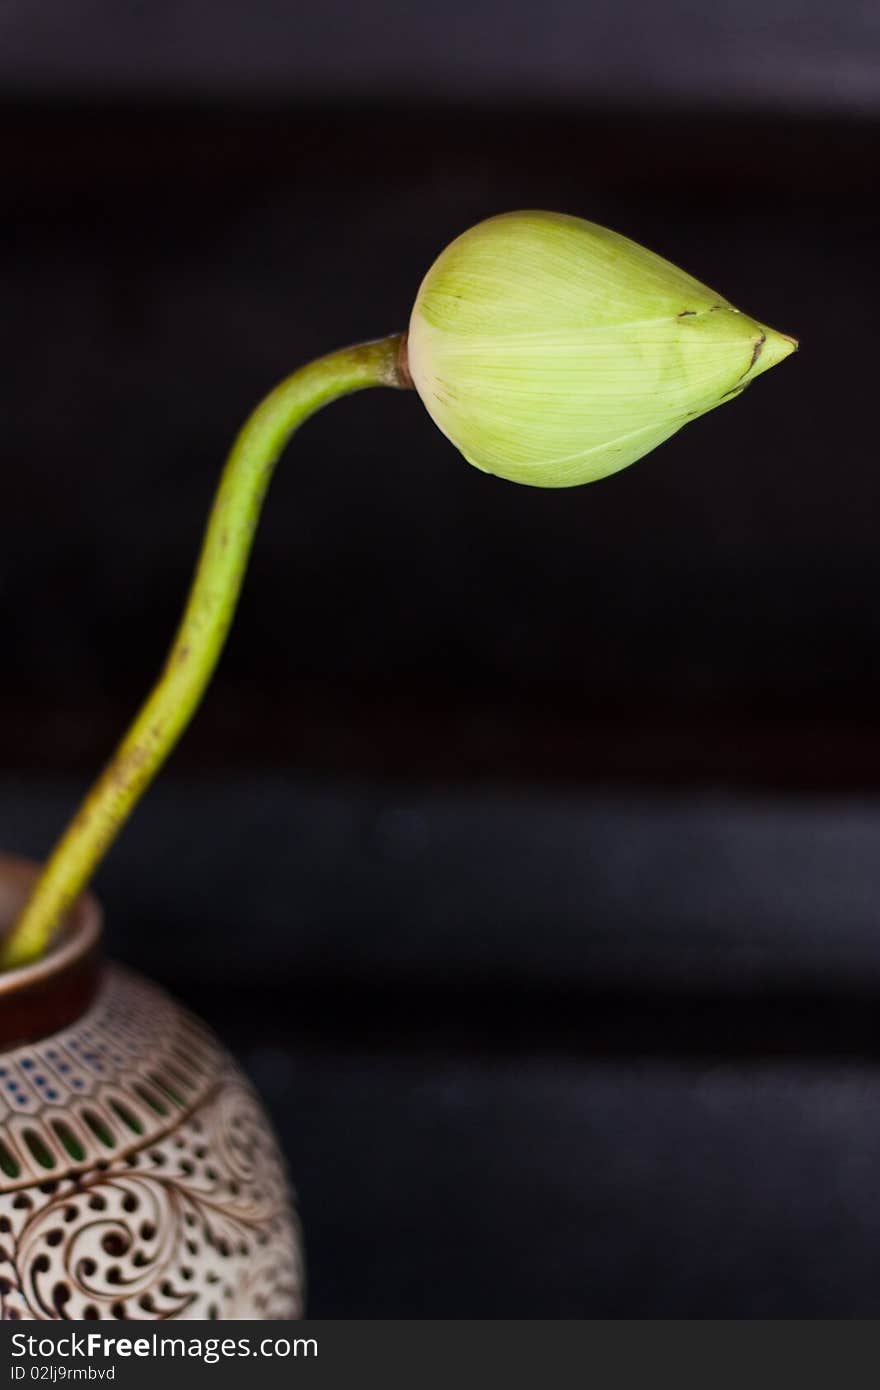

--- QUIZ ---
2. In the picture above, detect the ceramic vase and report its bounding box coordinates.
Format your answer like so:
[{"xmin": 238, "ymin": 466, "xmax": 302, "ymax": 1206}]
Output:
[{"xmin": 0, "ymin": 854, "xmax": 303, "ymax": 1321}]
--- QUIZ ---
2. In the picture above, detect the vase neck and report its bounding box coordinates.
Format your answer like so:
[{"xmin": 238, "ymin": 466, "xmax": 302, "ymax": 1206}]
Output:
[{"xmin": 0, "ymin": 855, "xmax": 102, "ymax": 1048}]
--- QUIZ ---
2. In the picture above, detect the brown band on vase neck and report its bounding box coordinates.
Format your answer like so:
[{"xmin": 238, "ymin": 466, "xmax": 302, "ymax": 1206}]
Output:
[{"xmin": 0, "ymin": 855, "xmax": 103, "ymax": 1049}]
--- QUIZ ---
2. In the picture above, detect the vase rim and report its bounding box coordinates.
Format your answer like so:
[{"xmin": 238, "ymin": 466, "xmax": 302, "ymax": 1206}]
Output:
[{"xmin": 0, "ymin": 853, "xmax": 103, "ymax": 1047}]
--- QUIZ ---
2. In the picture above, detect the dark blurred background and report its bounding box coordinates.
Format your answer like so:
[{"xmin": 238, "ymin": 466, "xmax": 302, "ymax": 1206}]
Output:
[{"xmin": 2, "ymin": 0, "xmax": 880, "ymax": 1317}]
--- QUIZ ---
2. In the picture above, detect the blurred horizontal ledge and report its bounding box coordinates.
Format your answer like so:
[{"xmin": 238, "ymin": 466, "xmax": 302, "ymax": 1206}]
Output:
[
  {"xmin": 1, "ymin": 0, "xmax": 877, "ymax": 118},
  {"xmin": 4, "ymin": 776, "xmax": 880, "ymax": 1010},
  {"xmin": 1, "ymin": 103, "xmax": 877, "ymax": 200},
  {"xmin": 247, "ymin": 1047, "xmax": 880, "ymax": 1316},
  {"xmin": 4, "ymin": 692, "xmax": 880, "ymax": 792}
]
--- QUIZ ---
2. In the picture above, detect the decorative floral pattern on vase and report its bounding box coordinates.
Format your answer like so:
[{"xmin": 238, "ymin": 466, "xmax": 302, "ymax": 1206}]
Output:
[{"xmin": 0, "ymin": 968, "xmax": 302, "ymax": 1320}]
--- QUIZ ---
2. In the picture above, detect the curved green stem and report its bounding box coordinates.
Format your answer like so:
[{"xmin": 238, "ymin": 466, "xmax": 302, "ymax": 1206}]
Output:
[{"xmin": 2, "ymin": 333, "xmax": 410, "ymax": 969}]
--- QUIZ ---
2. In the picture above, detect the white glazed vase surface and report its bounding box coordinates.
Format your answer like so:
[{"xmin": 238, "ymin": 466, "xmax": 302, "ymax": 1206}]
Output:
[{"xmin": 0, "ymin": 965, "xmax": 303, "ymax": 1320}]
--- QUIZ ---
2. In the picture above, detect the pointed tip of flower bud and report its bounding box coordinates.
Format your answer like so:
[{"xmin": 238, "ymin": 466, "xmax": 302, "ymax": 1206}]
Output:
[
  {"xmin": 408, "ymin": 211, "xmax": 797, "ymax": 489},
  {"xmin": 745, "ymin": 324, "xmax": 798, "ymax": 383}
]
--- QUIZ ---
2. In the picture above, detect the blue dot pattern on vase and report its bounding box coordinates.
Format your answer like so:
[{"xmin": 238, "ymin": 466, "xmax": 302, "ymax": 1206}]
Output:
[
  {"xmin": 0, "ymin": 1040, "xmax": 93, "ymax": 1115},
  {"xmin": 0, "ymin": 967, "xmax": 194, "ymax": 1132}
]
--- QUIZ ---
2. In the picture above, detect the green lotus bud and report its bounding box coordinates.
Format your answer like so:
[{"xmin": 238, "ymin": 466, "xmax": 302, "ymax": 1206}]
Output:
[
  {"xmin": 407, "ymin": 210, "xmax": 796, "ymax": 488},
  {"xmin": 3, "ymin": 212, "xmax": 797, "ymax": 972}
]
